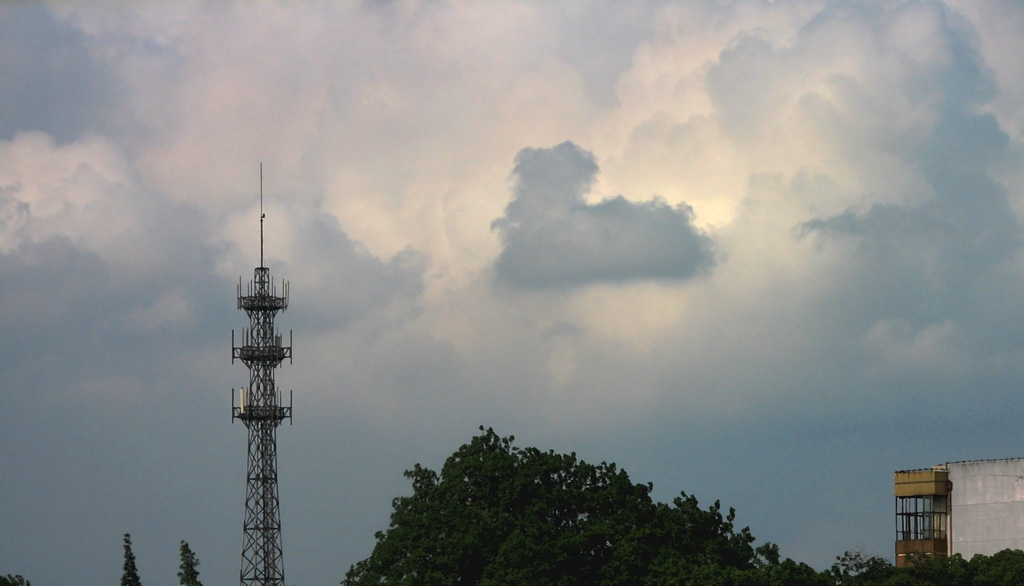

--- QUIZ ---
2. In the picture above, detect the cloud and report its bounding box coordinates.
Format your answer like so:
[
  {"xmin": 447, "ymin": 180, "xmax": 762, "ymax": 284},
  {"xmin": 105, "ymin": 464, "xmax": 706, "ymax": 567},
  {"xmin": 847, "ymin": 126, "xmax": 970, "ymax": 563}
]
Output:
[
  {"xmin": 257, "ymin": 206, "xmax": 427, "ymax": 333},
  {"xmin": 6, "ymin": 2, "xmax": 1024, "ymax": 585},
  {"xmin": 0, "ymin": 126, "xmax": 427, "ymax": 402},
  {"xmin": 797, "ymin": 5, "xmax": 1019, "ymax": 336},
  {"xmin": 0, "ymin": 4, "xmax": 118, "ymax": 142},
  {"xmin": 492, "ymin": 141, "xmax": 713, "ymax": 288}
]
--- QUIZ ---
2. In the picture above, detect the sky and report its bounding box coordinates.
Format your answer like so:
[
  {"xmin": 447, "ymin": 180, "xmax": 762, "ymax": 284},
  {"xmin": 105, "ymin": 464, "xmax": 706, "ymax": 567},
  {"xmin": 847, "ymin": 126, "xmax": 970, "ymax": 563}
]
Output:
[{"xmin": 3, "ymin": 0, "xmax": 1024, "ymax": 584}]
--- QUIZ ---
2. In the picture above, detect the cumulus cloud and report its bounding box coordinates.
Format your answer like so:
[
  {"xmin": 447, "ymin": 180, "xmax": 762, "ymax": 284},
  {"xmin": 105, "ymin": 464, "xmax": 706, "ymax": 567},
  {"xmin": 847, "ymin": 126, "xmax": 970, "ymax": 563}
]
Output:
[
  {"xmin": 0, "ymin": 125, "xmax": 426, "ymax": 395},
  {"xmin": 492, "ymin": 141, "xmax": 713, "ymax": 288},
  {"xmin": 252, "ymin": 205, "xmax": 426, "ymax": 333},
  {"xmin": 7, "ymin": 2, "xmax": 1024, "ymax": 585},
  {"xmin": 0, "ymin": 4, "xmax": 118, "ymax": 142},
  {"xmin": 797, "ymin": 2, "xmax": 1020, "ymax": 362}
]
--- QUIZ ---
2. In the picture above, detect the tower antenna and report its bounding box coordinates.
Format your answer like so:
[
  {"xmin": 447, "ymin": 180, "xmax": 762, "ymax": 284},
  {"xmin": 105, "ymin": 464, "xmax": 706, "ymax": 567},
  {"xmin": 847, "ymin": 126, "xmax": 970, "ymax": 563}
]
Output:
[
  {"xmin": 231, "ymin": 163, "xmax": 293, "ymax": 586},
  {"xmin": 260, "ymin": 162, "xmax": 264, "ymax": 268}
]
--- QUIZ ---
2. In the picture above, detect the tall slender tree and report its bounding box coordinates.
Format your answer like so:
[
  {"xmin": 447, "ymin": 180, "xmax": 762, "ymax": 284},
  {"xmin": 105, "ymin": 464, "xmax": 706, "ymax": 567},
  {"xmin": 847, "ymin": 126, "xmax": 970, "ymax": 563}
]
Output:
[
  {"xmin": 121, "ymin": 533, "xmax": 142, "ymax": 586},
  {"xmin": 177, "ymin": 540, "xmax": 203, "ymax": 586}
]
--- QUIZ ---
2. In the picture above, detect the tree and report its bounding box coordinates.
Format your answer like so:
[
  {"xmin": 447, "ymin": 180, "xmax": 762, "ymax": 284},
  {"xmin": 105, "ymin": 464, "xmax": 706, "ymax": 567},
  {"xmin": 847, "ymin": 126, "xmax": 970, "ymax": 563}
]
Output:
[
  {"xmin": 968, "ymin": 549, "xmax": 1024, "ymax": 586},
  {"xmin": 840, "ymin": 549, "xmax": 1024, "ymax": 586},
  {"xmin": 0, "ymin": 576, "xmax": 30, "ymax": 586},
  {"xmin": 178, "ymin": 540, "xmax": 203, "ymax": 586},
  {"xmin": 828, "ymin": 548, "xmax": 896, "ymax": 585},
  {"xmin": 342, "ymin": 427, "xmax": 784, "ymax": 585},
  {"xmin": 895, "ymin": 551, "xmax": 970, "ymax": 586},
  {"xmin": 122, "ymin": 533, "xmax": 142, "ymax": 586}
]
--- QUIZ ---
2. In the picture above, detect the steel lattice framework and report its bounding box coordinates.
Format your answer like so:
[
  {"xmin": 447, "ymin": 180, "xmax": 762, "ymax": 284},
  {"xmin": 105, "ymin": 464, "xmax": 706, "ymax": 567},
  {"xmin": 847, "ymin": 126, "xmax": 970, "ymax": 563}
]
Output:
[{"xmin": 231, "ymin": 193, "xmax": 293, "ymax": 586}]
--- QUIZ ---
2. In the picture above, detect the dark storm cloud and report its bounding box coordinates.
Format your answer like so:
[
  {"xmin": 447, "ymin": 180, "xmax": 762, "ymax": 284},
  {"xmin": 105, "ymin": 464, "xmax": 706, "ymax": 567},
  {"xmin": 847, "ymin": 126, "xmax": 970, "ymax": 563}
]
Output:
[
  {"xmin": 801, "ymin": 110, "xmax": 1015, "ymax": 258},
  {"xmin": 492, "ymin": 141, "xmax": 713, "ymax": 289},
  {"xmin": 800, "ymin": 39, "xmax": 1019, "ymax": 341},
  {"xmin": 0, "ymin": 4, "xmax": 118, "ymax": 142},
  {"xmin": 275, "ymin": 209, "xmax": 425, "ymax": 332}
]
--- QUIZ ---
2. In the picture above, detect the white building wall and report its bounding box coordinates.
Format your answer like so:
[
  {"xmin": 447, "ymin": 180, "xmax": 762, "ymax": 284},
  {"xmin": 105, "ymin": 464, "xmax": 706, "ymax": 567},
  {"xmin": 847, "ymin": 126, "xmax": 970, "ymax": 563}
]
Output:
[{"xmin": 948, "ymin": 459, "xmax": 1024, "ymax": 557}]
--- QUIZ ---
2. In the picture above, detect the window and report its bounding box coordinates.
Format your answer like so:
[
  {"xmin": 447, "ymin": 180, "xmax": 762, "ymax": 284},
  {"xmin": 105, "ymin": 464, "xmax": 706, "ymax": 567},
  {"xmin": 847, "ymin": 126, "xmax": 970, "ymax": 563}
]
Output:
[{"xmin": 896, "ymin": 495, "xmax": 947, "ymax": 540}]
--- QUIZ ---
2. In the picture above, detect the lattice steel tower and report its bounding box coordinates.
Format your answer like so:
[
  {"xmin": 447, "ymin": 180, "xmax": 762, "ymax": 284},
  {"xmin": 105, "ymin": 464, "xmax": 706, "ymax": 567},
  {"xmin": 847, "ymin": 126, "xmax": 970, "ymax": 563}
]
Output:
[{"xmin": 231, "ymin": 167, "xmax": 293, "ymax": 586}]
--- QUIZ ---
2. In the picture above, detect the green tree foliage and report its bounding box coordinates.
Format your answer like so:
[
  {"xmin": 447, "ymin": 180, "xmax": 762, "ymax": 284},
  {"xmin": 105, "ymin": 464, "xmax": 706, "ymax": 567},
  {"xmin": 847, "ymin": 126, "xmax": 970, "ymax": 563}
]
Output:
[
  {"xmin": 0, "ymin": 576, "xmax": 30, "ymax": 586},
  {"xmin": 828, "ymin": 549, "xmax": 897, "ymax": 585},
  {"xmin": 122, "ymin": 533, "xmax": 142, "ymax": 586},
  {"xmin": 894, "ymin": 552, "xmax": 971, "ymax": 586},
  {"xmin": 890, "ymin": 549, "xmax": 1024, "ymax": 586},
  {"xmin": 969, "ymin": 549, "xmax": 1024, "ymax": 586},
  {"xmin": 178, "ymin": 540, "xmax": 203, "ymax": 586},
  {"xmin": 839, "ymin": 549, "xmax": 1024, "ymax": 586},
  {"xmin": 340, "ymin": 428, "xmax": 1024, "ymax": 585},
  {"xmin": 343, "ymin": 427, "xmax": 804, "ymax": 586}
]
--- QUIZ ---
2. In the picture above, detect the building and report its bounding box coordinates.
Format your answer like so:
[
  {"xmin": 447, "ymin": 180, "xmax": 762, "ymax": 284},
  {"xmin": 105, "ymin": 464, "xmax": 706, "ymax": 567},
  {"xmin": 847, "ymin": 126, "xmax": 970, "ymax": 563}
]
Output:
[{"xmin": 894, "ymin": 459, "xmax": 1024, "ymax": 567}]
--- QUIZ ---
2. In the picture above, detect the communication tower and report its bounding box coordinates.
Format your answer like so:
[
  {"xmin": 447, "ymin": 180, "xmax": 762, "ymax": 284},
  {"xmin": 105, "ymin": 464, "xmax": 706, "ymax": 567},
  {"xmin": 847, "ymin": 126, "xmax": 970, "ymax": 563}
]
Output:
[{"xmin": 231, "ymin": 165, "xmax": 293, "ymax": 586}]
